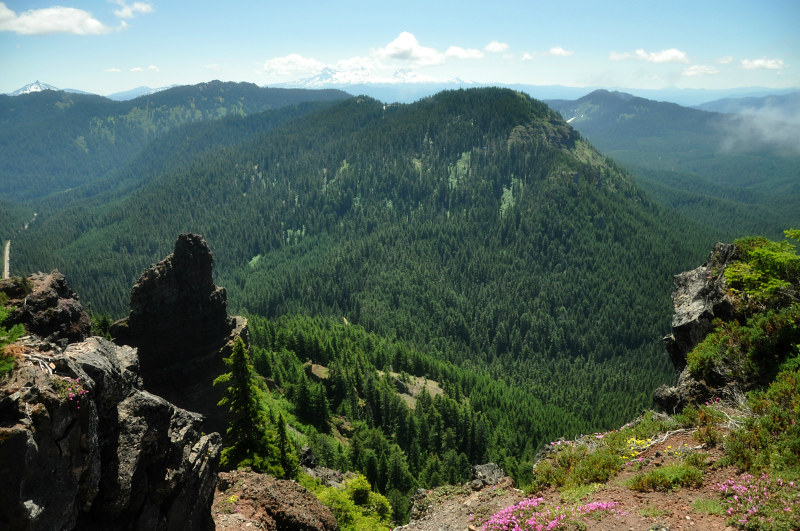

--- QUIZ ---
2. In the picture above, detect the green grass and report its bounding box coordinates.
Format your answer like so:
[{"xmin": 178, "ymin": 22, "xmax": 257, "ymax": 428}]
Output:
[
  {"xmin": 529, "ymin": 411, "xmax": 681, "ymax": 493},
  {"xmin": 0, "ymin": 303, "xmax": 25, "ymax": 377},
  {"xmin": 559, "ymin": 483, "xmax": 601, "ymax": 504},
  {"xmin": 627, "ymin": 463, "xmax": 704, "ymax": 492},
  {"xmin": 639, "ymin": 504, "xmax": 671, "ymax": 518},
  {"xmin": 691, "ymin": 497, "xmax": 725, "ymax": 516}
]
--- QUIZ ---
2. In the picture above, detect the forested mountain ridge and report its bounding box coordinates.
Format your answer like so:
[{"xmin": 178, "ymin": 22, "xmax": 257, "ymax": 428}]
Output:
[
  {"xmin": 545, "ymin": 90, "xmax": 800, "ymax": 240},
  {"xmin": 0, "ymin": 81, "xmax": 349, "ymax": 200},
  {"xmin": 11, "ymin": 88, "xmax": 713, "ymax": 467}
]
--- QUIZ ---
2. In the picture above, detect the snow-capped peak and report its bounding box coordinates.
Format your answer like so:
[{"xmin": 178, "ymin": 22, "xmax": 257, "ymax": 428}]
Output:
[
  {"xmin": 11, "ymin": 80, "xmax": 59, "ymax": 96},
  {"xmin": 273, "ymin": 68, "xmax": 470, "ymax": 88}
]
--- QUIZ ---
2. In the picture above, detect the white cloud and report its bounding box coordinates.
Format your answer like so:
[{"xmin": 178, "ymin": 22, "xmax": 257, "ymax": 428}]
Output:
[
  {"xmin": 610, "ymin": 48, "xmax": 689, "ymax": 63},
  {"xmin": 485, "ymin": 41, "xmax": 508, "ymax": 53},
  {"xmin": 374, "ymin": 32, "xmax": 444, "ymax": 65},
  {"xmin": 262, "ymin": 33, "xmax": 515, "ymax": 83},
  {"xmin": 718, "ymin": 109, "xmax": 800, "ymax": 155},
  {"xmin": 521, "ymin": 52, "xmax": 534, "ymax": 61},
  {"xmin": 105, "ymin": 67, "xmax": 121, "ymax": 72},
  {"xmin": 741, "ymin": 57, "xmax": 785, "ymax": 70},
  {"xmin": 263, "ymin": 54, "xmax": 326, "ymax": 76},
  {"xmin": 445, "ymin": 46, "xmax": 484, "ymax": 60},
  {"xmin": 0, "ymin": 2, "xmax": 111, "ymax": 35},
  {"xmin": 682, "ymin": 65, "xmax": 719, "ymax": 77},
  {"xmin": 635, "ymin": 48, "xmax": 689, "ymax": 63},
  {"xmin": 130, "ymin": 65, "xmax": 159, "ymax": 72},
  {"xmin": 335, "ymin": 55, "xmax": 382, "ymax": 72},
  {"xmin": 717, "ymin": 56, "xmax": 734, "ymax": 64},
  {"xmin": 110, "ymin": 0, "xmax": 152, "ymax": 19},
  {"xmin": 548, "ymin": 46, "xmax": 573, "ymax": 57},
  {"xmin": 205, "ymin": 64, "xmax": 220, "ymax": 71}
]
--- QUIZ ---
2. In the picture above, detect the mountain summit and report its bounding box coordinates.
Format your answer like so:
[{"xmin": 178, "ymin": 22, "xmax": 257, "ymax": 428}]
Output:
[{"xmin": 10, "ymin": 80, "xmax": 59, "ymax": 96}]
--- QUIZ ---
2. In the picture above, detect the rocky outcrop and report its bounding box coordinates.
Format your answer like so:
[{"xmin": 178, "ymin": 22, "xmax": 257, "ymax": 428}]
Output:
[
  {"xmin": 662, "ymin": 243, "xmax": 738, "ymax": 372},
  {"xmin": 112, "ymin": 233, "xmax": 245, "ymax": 434},
  {"xmin": 470, "ymin": 463, "xmax": 505, "ymax": 490},
  {"xmin": 3, "ymin": 270, "xmax": 91, "ymax": 348},
  {"xmin": 0, "ymin": 336, "xmax": 221, "ymax": 530},
  {"xmin": 401, "ymin": 476, "xmax": 520, "ymax": 530},
  {"xmin": 114, "ymin": 233, "xmax": 235, "ymax": 357},
  {"xmin": 213, "ymin": 469, "xmax": 337, "ymax": 531},
  {"xmin": 654, "ymin": 243, "xmax": 740, "ymax": 412},
  {"xmin": 299, "ymin": 445, "xmax": 351, "ymax": 489}
]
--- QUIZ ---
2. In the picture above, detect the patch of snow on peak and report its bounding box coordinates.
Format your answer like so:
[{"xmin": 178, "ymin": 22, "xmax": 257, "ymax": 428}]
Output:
[{"xmin": 10, "ymin": 81, "xmax": 59, "ymax": 96}]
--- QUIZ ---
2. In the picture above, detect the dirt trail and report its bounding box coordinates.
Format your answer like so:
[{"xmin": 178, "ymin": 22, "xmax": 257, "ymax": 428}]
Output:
[{"xmin": 2, "ymin": 240, "xmax": 9, "ymax": 279}]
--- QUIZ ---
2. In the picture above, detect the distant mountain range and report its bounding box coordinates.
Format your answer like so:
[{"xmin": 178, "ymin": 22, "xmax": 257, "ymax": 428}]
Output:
[
  {"xmin": 9, "ymin": 77, "xmax": 799, "ymax": 106},
  {"xmin": 545, "ymin": 89, "xmax": 800, "ymax": 172},
  {"xmin": 10, "ymin": 80, "xmax": 59, "ymax": 95},
  {"xmin": 545, "ymin": 89, "xmax": 799, "ymax": 239},
  {"xmin": 10, "ymin": 80, "xmax": 93, "ymax": 97},
  {"xmin": 0, "ymin": 81, "xmax": 349, "ymax": 200},
  {"xmin": 106, "ymin": 85, "xmax": 178, "ymax": 101},
  {"xmin": 7, "ymin": 81, "xmax": 175, "ymax": 101},
  {"xmin": 270, "ymin": 68, "xmax": 799, "ymax": 105},
  {"xmin": 694, "ymin": 91, "xmax": 800, "ymax": 123}
]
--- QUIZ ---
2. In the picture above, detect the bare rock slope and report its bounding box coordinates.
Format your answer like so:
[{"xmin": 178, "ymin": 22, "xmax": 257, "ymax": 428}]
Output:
[{"xmin": 0, "ymin": 272, "xmax": 221, "ymax": 530}]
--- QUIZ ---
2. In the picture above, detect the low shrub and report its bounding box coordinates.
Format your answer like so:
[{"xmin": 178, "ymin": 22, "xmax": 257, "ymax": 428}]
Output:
[{"xmin": 627, "ymin": 463, "xmax": 703, "ymax": 492}]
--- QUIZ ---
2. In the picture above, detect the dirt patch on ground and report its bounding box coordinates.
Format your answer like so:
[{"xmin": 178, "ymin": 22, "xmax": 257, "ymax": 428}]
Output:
[
  {"xmin": 397, "ymin": 430, "xmax": 740, "ymax": 530},
  {"xmin": 583, "ymin": 431, "xmax": 737, "ymax": 531}
]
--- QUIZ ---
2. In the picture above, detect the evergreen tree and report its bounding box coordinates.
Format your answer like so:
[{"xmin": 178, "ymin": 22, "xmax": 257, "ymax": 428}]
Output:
[
  {"xmin": 214, "ymin": 337, "xmax": 294, "ymax": 477},
  {"xmin": 276, "ymin": 412, "xmax": 299, "ymax": 478}
]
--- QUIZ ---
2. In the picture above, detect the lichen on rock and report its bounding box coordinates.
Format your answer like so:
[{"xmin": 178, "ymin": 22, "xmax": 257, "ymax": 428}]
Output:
[{"xmin": 655, "ymin": 242, "xmax": 741, "ymax": 412}]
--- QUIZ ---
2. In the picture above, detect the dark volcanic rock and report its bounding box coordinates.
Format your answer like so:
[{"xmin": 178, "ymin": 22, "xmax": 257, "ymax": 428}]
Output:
[
  {"xmin": 115, "ymin": 233, "xmax": 235, "ymax": 358},
  {"xmin": 3, "ymin": 270, "xmax": 91, "ymax": 347},
  {"xmin": 111, "ymin": 233, "xmax": 243, "ymax": 434},
  {"xmin": 213, "ymin": 470, "xmax": 337, "ymax": 531},
  {"xmin": 653, "ymin": 369, "xmax": 713, "ymax": 414},
  {"xmin": 0, "ymin": 337, "xmax": 221, "ymax": 531},
  {"xmin": 299, "ymin": 445, "xmax": 317, "ymax": 468}
]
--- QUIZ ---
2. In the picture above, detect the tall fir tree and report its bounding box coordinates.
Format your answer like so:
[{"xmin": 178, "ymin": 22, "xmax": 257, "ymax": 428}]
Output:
[
  {"xmin": 276, "ymin": 412, "xmax": 299, "ymax": 478},
  {"xmin": 214, "ymin": 337, "xmax": 296, "ymax": 477}
]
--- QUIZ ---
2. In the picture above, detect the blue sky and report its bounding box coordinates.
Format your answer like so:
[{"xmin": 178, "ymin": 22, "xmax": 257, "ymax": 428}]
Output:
[{"xmin": 1, "ymin": 0, "xmax": 798, "ymax": 95}]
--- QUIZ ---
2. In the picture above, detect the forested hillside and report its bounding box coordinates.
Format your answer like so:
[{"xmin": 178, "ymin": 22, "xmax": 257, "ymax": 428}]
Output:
[
  {"xmin": 546, "ymin": 90, "xmax": 800, "ymax": 240},
  {"xmin": 10, "ymin": 88, "xmax": 715, "ymax": 467},
  {"xmin": 0, "ymin": 81, "xmax": 348, "ymax": 200}
]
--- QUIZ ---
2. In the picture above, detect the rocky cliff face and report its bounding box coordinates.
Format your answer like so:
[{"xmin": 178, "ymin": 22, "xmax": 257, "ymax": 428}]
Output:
[
  {"xmin": 4, "ymin": 270, "xmax": 91, "ymax": 348},
  {"xmin": 112, "ymin": 233, "xmax": 246, "ymax": 434},
  {"xmin": 117, "ymin": 233, "xmax": 235, "ymax": 357},
  {"xmin": 654, "ymin": 242, "xmax": 741, "ymax": 412},
  {"xmin": 0, "ymin": 272, "xmax": 221, "ymax": 530}
]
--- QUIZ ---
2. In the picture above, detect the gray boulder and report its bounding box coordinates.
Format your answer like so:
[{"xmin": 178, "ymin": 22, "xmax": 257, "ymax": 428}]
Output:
[{"xmin": 470, "ymin": 462, "xmax": 505, "ymax": 489}]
